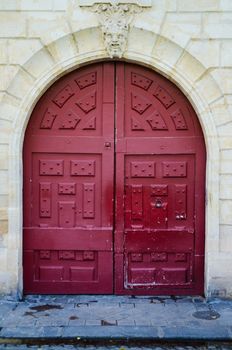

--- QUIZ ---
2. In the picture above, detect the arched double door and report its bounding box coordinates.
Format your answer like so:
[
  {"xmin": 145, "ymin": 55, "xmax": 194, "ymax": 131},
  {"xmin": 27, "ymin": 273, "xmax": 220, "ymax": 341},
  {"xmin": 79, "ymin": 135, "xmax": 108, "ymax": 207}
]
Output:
[{"xmin": 23, "ymin": 62, "xmax": 206, "ymax": 295}]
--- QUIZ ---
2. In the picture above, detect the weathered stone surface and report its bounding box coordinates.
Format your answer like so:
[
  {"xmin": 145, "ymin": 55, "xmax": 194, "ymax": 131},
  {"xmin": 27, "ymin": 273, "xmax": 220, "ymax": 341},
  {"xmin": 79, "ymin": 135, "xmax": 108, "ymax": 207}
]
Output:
[
  {"xmin": 0, "ymin": 296, "xmax": 231, "ymax": 341},
  {"xmin": 0, "ymin": 0, "xmax": 231, "ymax": 298}
]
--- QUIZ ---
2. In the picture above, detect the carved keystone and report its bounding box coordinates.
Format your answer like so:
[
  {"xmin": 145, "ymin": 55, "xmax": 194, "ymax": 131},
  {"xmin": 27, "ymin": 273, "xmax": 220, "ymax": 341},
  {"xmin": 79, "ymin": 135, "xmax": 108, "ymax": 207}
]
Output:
[{"xmin": 79, "ymin": 0, "xmax": 152, "ymax": 58}]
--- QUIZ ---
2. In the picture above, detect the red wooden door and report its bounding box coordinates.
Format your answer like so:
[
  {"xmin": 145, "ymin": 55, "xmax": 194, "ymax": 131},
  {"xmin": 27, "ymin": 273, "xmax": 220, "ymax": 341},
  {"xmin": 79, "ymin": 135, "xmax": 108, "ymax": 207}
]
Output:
[
  {"xmin": 114, "ymin": 63, "xmax": 205, "ymax": 295},
  {"xmin": 23, "ymin": 62, "xmax": 205, "ymax": 295},
  {"xmin": 23, "ymin": 63, "xmax": 115, "ymax": 294}
]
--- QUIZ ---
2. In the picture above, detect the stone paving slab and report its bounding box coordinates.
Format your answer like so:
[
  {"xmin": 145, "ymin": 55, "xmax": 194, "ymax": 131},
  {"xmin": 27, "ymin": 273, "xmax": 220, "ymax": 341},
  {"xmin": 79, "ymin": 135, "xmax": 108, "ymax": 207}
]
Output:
[
  {"xmin": 0, "ymin": 345, "xmax": 232, "ymax": 350},
  {"xmin": 0, "ymin": 296, "xmax": 231, "ymax": 342}
]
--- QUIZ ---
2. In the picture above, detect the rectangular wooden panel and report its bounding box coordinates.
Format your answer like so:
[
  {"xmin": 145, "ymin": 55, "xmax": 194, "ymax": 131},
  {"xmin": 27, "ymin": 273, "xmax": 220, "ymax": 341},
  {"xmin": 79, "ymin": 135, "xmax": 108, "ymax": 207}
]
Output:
[
  {"xmin": 162, "ymin": 161, "xmax": 187, "ymax": 178},
  {"xmin": 175, "ymin": 184, "xmax": 187, "ymax": 220},
  {"xmin": 83, "ymin": 183, "xmax": 95, "ymax": 218},
  {"xmin": 58, "ymin": 183, "xmax": 76, "ymax": 195},
  {"xmin": 58, "ymin": 201, "xmax": 75, "ymax": 228},
  {"xmin": 39, "ymin": 160, "xmax": 64, "ymax": 176},
  {"xmin": 131, "ymin": 185, "xmax": 143, "ymax": 220},
  {"xmin": 70, "ymin": 160, "xmax": 95, "ymax": 176},
  {"xmin": 39, "ymin": 182, "xmax": 51, "ymax": 218},
  {"xmin": 130, "ymin": 161, "xmax": 155, "ymax": 178}
]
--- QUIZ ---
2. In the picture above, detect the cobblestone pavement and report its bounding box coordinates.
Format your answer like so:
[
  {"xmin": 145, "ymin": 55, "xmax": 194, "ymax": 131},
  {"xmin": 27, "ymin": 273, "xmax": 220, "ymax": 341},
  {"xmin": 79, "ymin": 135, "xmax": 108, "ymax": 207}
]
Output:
[
  {"xmin": 0, "ymin": 295, "xmax": 232, "ymax": 341},
  {"xmin": 0, "ymin": 345, "xmax": 232, "ymax": 349}
]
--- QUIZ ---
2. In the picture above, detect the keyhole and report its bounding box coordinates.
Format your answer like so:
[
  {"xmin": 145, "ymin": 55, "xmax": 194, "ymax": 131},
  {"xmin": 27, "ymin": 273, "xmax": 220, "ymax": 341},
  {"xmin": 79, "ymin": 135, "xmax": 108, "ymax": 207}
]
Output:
[{"xmin": 155, "ymin": 200, "xmax": 162, "ymax": 208}]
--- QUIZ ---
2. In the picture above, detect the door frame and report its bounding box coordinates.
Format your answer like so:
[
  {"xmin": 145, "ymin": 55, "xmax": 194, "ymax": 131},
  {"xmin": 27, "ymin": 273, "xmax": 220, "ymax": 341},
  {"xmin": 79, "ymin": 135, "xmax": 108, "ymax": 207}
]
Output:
[{"xmin": 7, "ymin": 53, "xmax": 218, "ymax": 298}]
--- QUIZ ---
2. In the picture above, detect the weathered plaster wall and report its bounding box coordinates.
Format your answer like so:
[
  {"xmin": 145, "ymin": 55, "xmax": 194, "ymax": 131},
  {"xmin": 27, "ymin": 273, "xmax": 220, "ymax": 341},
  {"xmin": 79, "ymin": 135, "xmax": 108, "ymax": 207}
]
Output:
[{"xmin": 0, "ymin": 0, "xmax": 232, "ymax": 297}]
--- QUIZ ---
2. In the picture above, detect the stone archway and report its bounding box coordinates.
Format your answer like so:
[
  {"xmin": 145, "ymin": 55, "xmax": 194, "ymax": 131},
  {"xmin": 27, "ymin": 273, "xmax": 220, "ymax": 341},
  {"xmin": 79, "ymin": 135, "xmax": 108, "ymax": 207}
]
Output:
[{"xmin": 0, "ymin": 24, "xmax": 222, "ymax": 296}]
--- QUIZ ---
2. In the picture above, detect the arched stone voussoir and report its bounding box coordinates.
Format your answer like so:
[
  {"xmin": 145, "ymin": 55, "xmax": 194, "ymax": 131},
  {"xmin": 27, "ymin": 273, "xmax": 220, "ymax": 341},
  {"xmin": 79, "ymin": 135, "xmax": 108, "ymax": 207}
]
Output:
[
  {"xmin": 127, "ymin": 26, "xmax": 158, "ymax": 58},
  {"xmin": 73, "ymin": 27, "xmax": 105, "ymax": 56},
  {"xmin": 45, "ymin": 33, "xmax": 79, "ymax": 65},
  {"xmin": 6, "ymin": 67, "xmax": 36, "ymax": 102}
]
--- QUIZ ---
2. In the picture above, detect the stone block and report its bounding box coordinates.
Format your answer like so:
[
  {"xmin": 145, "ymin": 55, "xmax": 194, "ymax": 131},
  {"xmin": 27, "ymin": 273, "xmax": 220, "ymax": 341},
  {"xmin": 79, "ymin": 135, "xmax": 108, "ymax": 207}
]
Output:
[
  {"xmin": 220, "ymin": 150, "xmax": 232, "ymax": 174},
  {"xmin": 127, "ymin": 27, "xmax": 157, "ymax": 56},
  {"xmin": 220, "ymin": 137, "xmax": 232, "ymax": 150},
  {"xmin": 220, "ymin": 199, "xmax": 232, "ymax": 225},
  {"xmin": 175, "ymin": 52, "xmax": 205, "ymax": 83},
  {"xmin": 220, "ymin": 225, "xmax": 232, "ymax": 252},
  {"xmin": 117, "ymin": 318, "xmax": 135, "ymax": 325},
  {"xmin": 220, "ymin": 0, "xmax": 232, "ymax": 10},
  {"xmin": 0, "ymin": 92, "xmax": 20, "ymax": 109},
  {"xmin": 0, "ymin": 145, "xmax": 8, "ymax": 170},
  {"xmin": 0, "ymin": 66, "xmax": 19, "ymax": 92},
  {"xmin": 218, "ymin": 121, "xmax": 232, "ymax": 149},
  {"xmin": 0, "ymin": 220, "xmax": 8, "ymax": 235},
  {"xmin": 187, "ymin": 40, "xmax": 220, "ymax": 68},
  {"xmin": 0, "ymin": 131, "xmax": 10, "ymax": 144},
  {"xmin": 218, "ymin": 121, "xmax": 232, "ymax": 137},
  {"xmin": 221, "ymin": 40, "xmax": 232, "ymax": 67},
  {"xmin": 74, "ymin": 28, "xmax": 104, "ymax": 55},
  {"xmin": 209, "ymin": 255, "xmax": 232, "ymax": 277},
  {"xmin": 0, "ymin": 40, "xmax": 8, "ymax": 64},
  {"xmin": 133, "ymin": 7, "xmax": 165, "ymax": 34},
  {"xmin": 134, "ymin": 318, "xmax": 151, "ymax": 326},
  {"xmin": 47, "ymin": 35, "xmax": 78, "ymax": 63},
  {"xmin": 20, "ymin": 0, "xmax": 53, "ymax": 10},
  {"xmin": 23, "ymin": 48, "xmax": 55, "ymax": 79},
  {"xmin": 62, "ymin": 325, "xmax": 159, "ymax": 338},
  {"xmin": 40, "ymin": 19, "xmax": 71, "ymax": 47},
  {"xmin": 8, "ymin": 39, "xmax": 42, "ymax": 65},
  {"xmin": 177, "ymin": 0, "xmax": 219, "ymax": 12},
  {"xmin": 85, "ymin": 319, "xmax": 101, "ymax": 325},
  {"xmin": 0, "ymin": 102, "xmax": 19, "ymax": 124},
  {"xmin": 6, "ymin": 69, "xmax": 35, "ymax": 101},
  {"xmin": 0, "ymin": 13, "xmax": 26, "ymax": 37},
  {"xmin": 0, "ymin": 208, "xmax": 7, "ymax": 221},
  {"xmin": 161, "ymin": 324, "xmax": 230, "ymax": 340},
  {"xmin": 162, "ymin": 13, "xmax": 202, "ymax": 47},
  {"xmin": 203, "ymin": 13, "xmax": 232, "ymax": 39},
  {"xmin": 210, "ymin": 97, "xmax": 232, "ymax": 127},
  {"xmin": 220, "ymin": 175, "xmax": 232, "ymax": 199},
  {"xmin": 42, "ymin": 326, "xmax": 63, "ymax": 337},
  {"xmin": 0, "ymin": 195, "xmax": 8, "ymax": 208},
  {"xmin": 194, "ymin": 73, "xmax": 222, "ymax": 104},
  {"xmin": 153, "ymin": 36, "xmax": 183, "ymax": 68},
  {"xmin": 0, "ymin": 326, "xmax": 44, "ymax": 338},
  {"xmin": 0, "ymin": 248, "xmax": 7, "ymax": 271},
  {"xmin": 211, "ymin": 69, "xmax": 232, "ymax": 94},
  {"xmin": 0, "ymin": 171, "xmax": 8, "ymax": 195},
  {"xmin": 52, "ymin": 0, "xmax": 68, "ymax": 11},
  {"xmin": 0, "ymin": 1, "xmax": 19, "ymax": 10},
  {"xmin": 6, "ymin": 249, "xmax": 19, "ymax": 272},
  {"xmin": 70, "ymin": 8, "xmax": 98, "ymax": 32},
  {"xmin": 0, "ymin": 272, "xmax": 10, "ymax": 294},
  {"xmin": 157, "ymin": 0, "xmax": 177, "ymax": 11},
  {"xmin": 27, "ymin": 12, "xmax": 66, "ymax": 37},
  {"xmin": 35, "ymin": 318, "xmax": 69, "ymax": 327}
]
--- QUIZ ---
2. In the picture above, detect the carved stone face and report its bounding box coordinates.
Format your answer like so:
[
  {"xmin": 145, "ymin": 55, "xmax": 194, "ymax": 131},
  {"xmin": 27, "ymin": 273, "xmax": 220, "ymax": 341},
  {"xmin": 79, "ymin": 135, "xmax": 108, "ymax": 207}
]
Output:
[{"xmin": 103, "ymin": 18, "xmax": 128, "ymax": 58}]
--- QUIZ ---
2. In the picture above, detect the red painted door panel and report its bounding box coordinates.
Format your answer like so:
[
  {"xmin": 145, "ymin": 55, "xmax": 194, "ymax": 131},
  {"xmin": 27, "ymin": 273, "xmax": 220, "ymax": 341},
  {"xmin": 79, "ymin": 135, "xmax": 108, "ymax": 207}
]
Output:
[
  {"xmin": 114, "ymin": 63, "xmax": 205, "ymax": 295},
  {"xmin": 23, "ymin": 63, "xmax": 115, "ymax": 294},
  {"xmin": 24, "ymin": 62, "xmax": 205, "ymax": 295}
]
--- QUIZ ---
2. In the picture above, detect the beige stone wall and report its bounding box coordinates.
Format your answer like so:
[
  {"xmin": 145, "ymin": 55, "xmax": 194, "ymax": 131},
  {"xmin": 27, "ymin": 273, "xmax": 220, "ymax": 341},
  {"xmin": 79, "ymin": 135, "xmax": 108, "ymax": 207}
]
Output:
[{"xmin": 0, "ymin": 0, "xmax": 232, "ymax": 297}]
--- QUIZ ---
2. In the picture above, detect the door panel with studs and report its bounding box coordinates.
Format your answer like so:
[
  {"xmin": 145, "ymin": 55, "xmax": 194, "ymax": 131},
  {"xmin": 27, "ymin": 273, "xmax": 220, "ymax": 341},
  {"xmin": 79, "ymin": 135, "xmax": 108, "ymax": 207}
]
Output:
[{"xmin": 115, "ymin": 63, "xmax": 205, "ymax": 295}]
